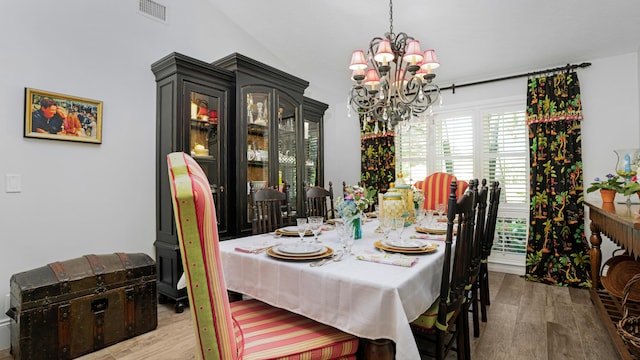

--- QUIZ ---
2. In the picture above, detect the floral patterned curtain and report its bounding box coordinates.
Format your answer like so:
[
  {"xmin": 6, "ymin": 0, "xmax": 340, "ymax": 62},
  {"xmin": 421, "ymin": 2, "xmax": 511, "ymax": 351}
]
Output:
[
  {"xmin": 525, "ymin": 71, "xmax": 591, "ymax": 287},
  {"xmin": 360, "ymin": 119, "xmax": 395, "ymax": 206}
]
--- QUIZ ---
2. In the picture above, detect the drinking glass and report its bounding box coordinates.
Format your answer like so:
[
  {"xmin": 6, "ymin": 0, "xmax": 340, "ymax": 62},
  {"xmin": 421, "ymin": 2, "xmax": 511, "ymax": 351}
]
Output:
[
  {"xmin": 308, "ymin": 216, "xmax": 323, "ymax": 243},
  {"xmin": 296, "ymin": 218, "xmax": 308, "ymax": 245},
  {"xmin": 414, "ymin": 208, "xmax": 425, "ymax": 227},
  {"xmin": 343, "ymin": 220, "xmax": 356, "ymax": 256},
  {"xmin": 334, "ymin": 219, "xmax": 348, "ymax": 252},
  {"xmin": 391, "ymin": 217, "xmax": 406, "ymax": 245},
  {"xmin": 379, "ymin": 216, "xmax": 393, "ymax": 240},
  {"xmin": 425, "ymin": 209, "xmax": 435, "ymax": 227},
  {"xmin": 436, "ymin": 203, "xmax": 446, "ymax": 221}
]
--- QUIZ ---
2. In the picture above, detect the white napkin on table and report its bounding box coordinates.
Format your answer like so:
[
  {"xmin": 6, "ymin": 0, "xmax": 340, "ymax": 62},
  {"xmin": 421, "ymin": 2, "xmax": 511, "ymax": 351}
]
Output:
[
  {"xmin": 235, "ymin": 241, "xmax": 282, "ymax": 254},
  {"xmin": 411, "ymin": 234, "xmax": 446, "ymax": 241},
  {"xmin": 356, "ymin": 252, "xmax": 418, "ymax": 267}
]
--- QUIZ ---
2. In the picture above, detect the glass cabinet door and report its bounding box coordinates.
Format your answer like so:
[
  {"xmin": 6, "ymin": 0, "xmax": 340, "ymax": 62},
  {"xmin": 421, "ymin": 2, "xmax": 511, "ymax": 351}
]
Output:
[
  {"xmin": 277, "ymin": 95, "xmax": 298, "ymax": 216},
  {"xmin": 186, "ymin": 83, "xmax": 226, "ymax": 232},
  {"xmin": 304, "ymin": 119, "xmax": 320, "ymax": 187},
  {"xmin": 246, "ymin": 90, "xmax": 272, "ymax": 195}
]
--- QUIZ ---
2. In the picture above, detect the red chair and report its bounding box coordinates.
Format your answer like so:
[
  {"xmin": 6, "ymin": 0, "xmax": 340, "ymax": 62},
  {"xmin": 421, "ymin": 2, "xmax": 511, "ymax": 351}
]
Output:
[
  {"xmin": 414, "ymin": 172, "xmax": 469, "ymax": 210},
  {"xmin": 167, "ymin": 152, "xmax": 359, "ymax": 359}
]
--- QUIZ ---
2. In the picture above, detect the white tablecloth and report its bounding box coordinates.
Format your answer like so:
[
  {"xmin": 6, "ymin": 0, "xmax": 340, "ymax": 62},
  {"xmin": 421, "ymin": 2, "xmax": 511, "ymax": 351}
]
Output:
[{"xmin": 218, "ymin": 220, "xmax": 447, "ymax": 360}]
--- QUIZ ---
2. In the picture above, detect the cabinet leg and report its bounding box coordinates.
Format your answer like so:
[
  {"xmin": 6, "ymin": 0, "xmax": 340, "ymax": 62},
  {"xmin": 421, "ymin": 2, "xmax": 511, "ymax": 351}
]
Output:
[{"xmin": 175, "ymin": 300, "xmax": 186, "ymax": 313}]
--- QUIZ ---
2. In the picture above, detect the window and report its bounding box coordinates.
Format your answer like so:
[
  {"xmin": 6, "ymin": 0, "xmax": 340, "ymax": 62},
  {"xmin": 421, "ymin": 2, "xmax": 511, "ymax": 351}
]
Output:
[{"xmin": 396, "ymin": 100, "xmax": 529, "ymax": 267}]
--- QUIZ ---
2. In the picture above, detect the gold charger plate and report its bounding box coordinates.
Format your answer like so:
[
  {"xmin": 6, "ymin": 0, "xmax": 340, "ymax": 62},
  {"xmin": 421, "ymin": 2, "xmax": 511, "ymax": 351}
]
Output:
[
  {"xmin": 275, "ymin": 227, "xmax": 313, "ymax": 236},
  {"xmin": 374, "ymin": 240, "xmax": 437, "ymax": 254},
  {"xmin": 415, "ymin": 226, "xmax": 447, "ymax": 235},
  {"xmin": 267, "ymin": 246, "xmax": 334, "ymax": 261}
]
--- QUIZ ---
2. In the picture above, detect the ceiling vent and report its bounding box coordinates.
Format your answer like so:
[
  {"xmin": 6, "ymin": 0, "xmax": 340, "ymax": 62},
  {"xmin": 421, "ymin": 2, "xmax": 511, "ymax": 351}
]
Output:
[{"xmin": 139, "ymin": 0, "xmax": 167, "ymax": 23}]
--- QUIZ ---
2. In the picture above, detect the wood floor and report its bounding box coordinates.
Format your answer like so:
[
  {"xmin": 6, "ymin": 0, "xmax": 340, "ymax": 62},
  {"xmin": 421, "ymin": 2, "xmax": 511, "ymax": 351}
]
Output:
[{"xmin": 0, "ymin": 272, "xmax": 621, "ymax": 360}]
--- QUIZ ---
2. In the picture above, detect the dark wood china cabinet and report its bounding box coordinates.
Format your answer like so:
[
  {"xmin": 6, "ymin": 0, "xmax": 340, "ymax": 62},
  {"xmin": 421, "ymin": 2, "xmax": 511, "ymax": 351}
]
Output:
[{"xmin": 152, "ymin": 52, "xmax": 327, "ymax": 310}]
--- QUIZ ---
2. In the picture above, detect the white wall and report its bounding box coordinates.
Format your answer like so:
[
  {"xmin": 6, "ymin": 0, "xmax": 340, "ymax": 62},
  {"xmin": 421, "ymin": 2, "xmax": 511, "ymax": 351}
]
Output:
[
  {"xmin": 0, "ymin": 0, "xmax": 283, "ymax": 350},
  {"xmin": 0, "ymin": 0, "xmax": 638, "ymax": 352}
]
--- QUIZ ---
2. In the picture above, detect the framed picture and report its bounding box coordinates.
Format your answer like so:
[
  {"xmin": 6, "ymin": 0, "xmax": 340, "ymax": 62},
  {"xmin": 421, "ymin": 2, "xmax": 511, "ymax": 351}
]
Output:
[{"xmin": 24, "ymin": 88, "xmax": 103, "ymax": 144}]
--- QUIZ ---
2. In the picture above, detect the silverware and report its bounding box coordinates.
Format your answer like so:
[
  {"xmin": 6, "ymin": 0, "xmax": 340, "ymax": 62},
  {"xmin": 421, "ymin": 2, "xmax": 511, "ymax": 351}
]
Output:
[{"xmin": 310, "ymin": 251, "xmax": 344, "ymax": 267}]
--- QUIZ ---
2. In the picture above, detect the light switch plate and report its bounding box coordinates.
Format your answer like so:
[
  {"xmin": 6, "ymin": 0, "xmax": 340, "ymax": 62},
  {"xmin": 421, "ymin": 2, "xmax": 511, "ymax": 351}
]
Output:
[{"xmin": 6, "ymin": 174, "xmax": 21, "ymax": 193}]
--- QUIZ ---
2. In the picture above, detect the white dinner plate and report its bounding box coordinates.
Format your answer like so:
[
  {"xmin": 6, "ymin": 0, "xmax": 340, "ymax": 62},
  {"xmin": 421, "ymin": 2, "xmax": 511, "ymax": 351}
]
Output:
[
  {"xmin": 382, "ymin": 239, "xmax": 431, "ymax": 249},
  {"xmin": 273, "ymin": 244, "xmax": 326, "ymax": 256}
]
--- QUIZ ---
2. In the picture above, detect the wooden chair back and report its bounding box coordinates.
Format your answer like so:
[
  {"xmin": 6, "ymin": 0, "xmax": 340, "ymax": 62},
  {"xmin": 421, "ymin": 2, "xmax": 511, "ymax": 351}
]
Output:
[
  {"xmin": 434, "ymin": 180, "xmax": 476, "ymax": 359},
  {"xmin": 479, "ymin": 180, "xmax": 501, "ymax": 324},
  {"xmin": 482, "ymin": 181, "xmax": 502, "ymax": 259},
  {"xmin": 471, "ymin": 179, "xmax": 489, "ymax": 273},
  {"xmin": 305, "ymin": 181, "xmax": 335, "ymax": 220},
  {"xmin": 468, "ymin": 179, "xmax": 488, "ymax": 337},
  {"xmin": 250, "ymin": 184, "xmax": 291, "ymax": 235}
]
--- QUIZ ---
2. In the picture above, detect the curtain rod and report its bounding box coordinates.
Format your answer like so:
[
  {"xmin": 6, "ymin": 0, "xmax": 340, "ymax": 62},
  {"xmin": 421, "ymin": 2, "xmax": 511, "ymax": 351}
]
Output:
[{"xmin": 440, "ymin": 62, "xmax": 592, "ymax": 94}]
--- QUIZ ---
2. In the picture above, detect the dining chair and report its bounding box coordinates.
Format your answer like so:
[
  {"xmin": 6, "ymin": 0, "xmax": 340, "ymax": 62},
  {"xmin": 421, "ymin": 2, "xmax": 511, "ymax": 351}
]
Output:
[
  {"xmin": 166, "ymin": 152, "xmax": 359, "ymax": 360},
  {"xmin": 305, "ymin": 181, "xmax": 336, "ymax": 220},
  {"xmin": 467, "ymin": 179, "xmax": 488, "ymax": 338},
  {"xmin": 415, "ymin": 172, "xmax": 469, "ymax": 211},
  {"xmin": 479, "ymin": 180, "xmax": 501, "ymax": 323},
  {"xmin": 250, "ymin": 183, "xmax": 292, "ymax": 235},
  {"xmin": 410, "ymin": 180, "xmax": 476, "ymax": 360}
]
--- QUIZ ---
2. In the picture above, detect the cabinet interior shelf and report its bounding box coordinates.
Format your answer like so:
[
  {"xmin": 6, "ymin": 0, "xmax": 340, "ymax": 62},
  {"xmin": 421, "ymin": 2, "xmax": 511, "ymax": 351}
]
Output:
[
  {"xmin": 248, "ymin": 123, "xmax": 268, "ymax": 135},
  {"xmin": 248, "ymin": 160, "xmax": 268, "ymax": 167}
]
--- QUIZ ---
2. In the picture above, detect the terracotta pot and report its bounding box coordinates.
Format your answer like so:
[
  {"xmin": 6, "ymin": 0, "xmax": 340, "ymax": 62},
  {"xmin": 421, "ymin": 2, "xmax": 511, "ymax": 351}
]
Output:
[{"xmin": 600, "ymin": 189, "xmax": 617, "ymax": 203}]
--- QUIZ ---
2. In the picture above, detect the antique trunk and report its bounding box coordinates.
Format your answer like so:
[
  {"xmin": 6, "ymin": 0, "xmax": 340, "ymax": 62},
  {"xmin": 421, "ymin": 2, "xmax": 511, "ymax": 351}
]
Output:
[{"xmin": 6, "ymin": 253, "xmax": 157, "ymax": 360}]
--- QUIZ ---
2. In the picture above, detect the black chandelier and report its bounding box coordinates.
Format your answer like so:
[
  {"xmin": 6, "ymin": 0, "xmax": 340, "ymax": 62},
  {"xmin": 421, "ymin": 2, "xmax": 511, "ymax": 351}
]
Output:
[{"xmin": 348, "ymin": 0, "xmax": 441, "ymax": 130}]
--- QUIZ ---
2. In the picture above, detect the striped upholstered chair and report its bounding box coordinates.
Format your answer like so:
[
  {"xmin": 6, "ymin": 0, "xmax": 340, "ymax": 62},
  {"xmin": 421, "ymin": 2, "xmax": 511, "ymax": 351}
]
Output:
[
  {"xmin": 167, "ymin": 152, "xmax": 359, "ymax": 360},
  {"xmin": 414, "ymin": 172, "xmax": 469, "ymax": 211}
]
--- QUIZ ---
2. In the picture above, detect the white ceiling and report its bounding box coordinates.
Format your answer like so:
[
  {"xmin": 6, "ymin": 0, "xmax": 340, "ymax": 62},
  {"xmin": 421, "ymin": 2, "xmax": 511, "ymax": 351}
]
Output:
[{"xmin": 210, "ymin": 0, "xmax": 640, "ymax": 101}]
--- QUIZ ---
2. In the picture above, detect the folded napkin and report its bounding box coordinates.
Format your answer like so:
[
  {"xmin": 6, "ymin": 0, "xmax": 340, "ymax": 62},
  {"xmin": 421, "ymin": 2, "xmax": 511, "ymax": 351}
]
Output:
[
  {"xmin": 177, "ymin": 273, "xmax": 186, "ymax": 290},
  {"xmin": 235, "ymin": 241, "xmax": 282, "ymax": 254},
  {"xmin": 411, "ymin": 234, "xmax": 446, "ymax": 242},
  {"xmin": 356, "ymin": 252, "xmax": 418, "ymax": 267}
]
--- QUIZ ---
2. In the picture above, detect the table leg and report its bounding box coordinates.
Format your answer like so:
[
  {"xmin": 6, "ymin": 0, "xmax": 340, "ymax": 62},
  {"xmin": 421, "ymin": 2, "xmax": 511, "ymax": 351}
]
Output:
[
  {"xmin": 362, "ymin": 339, "xmax": 394, "ymax": 360},
  {"xmin": 589, "ymin": 221, "xmax": 603, "ymax": 288}
]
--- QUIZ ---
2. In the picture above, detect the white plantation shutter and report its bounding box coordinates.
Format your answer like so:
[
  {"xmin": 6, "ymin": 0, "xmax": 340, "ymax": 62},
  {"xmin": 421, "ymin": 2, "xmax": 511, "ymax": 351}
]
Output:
[
  {"xmin": 482, "ymin": 110, "xmax": 528, "ymax": 204},
  {"xmin": 480, "ymin": 108, "xmax": 528, "ymax": 263},
  {"xmin": 434, "ymin": 114, "xmax": 474, "ymax": 181},
  {"xmin": 395, "ymin": 101, "xmax": 529, "ymax": 268},
  {"xmin": 396, "ymin": 119, "xmax": 429, "ymax": 183}
]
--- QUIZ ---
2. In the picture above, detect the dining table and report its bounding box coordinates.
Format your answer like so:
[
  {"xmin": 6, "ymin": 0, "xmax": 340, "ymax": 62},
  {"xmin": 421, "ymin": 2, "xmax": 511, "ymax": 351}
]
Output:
[{"xmin": 217, "ymin": 217, "xmax": 450, "ymax": 360}]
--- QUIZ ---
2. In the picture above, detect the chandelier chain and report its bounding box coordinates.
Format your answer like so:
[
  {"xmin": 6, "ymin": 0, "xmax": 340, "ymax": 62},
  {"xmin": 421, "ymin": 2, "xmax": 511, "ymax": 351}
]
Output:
[{"xmin": 388, "ymin": 0, "xmax": 394, "ymax": 36}]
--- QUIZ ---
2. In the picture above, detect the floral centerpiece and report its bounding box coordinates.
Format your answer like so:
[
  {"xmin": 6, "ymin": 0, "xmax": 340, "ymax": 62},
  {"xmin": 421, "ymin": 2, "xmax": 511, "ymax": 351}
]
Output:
[
  {"xmin": 336, "ymin": 184, "xmax": 371, "ymax": 239},
  {"xmin": 412, "ymin": 186, "xmax": 425, "ymax": 210}
]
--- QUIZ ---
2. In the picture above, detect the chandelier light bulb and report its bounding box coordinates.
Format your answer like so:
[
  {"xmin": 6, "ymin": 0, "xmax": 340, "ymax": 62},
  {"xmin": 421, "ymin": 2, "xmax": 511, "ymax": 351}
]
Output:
[{"xmin": 374, "ymin": 40, "xmax": 394, "ymax": 65}]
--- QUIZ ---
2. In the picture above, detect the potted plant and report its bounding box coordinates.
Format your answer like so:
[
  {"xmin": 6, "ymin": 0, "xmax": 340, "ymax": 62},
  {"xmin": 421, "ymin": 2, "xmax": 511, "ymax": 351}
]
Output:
[
  {"xmin": 621, "ymin": 175, "xmax": 640, "ymax": 200},
  {"xmin": 586, "ymin": 174, "xmax": 623, "ymax": 202}
]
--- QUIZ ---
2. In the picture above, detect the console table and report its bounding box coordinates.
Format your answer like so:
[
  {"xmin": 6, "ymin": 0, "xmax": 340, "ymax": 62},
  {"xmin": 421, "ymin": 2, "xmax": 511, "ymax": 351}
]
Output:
[{"xmin": 586, "ymin": 200, "xmax": 640, "ymax": 360}]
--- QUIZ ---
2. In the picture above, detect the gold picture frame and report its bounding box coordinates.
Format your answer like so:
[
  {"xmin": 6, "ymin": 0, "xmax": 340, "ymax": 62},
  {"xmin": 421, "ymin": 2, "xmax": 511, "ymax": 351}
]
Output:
[{"xmin": 24, "ymin": 88, "xmax": 103, "ymax": 144}]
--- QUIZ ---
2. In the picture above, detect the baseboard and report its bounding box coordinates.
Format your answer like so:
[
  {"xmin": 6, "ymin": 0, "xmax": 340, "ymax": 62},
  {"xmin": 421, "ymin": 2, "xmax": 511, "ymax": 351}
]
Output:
[
  {"xmin": 0, "ymin": 317, "xmax": 9, "ymax": 351},
  {"xmin": 488, "ymin": 262, "xmax": 525, "ymax": 276}
]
